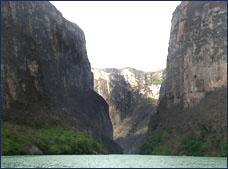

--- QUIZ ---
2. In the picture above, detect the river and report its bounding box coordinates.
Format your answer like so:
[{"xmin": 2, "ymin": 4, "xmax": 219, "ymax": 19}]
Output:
[{"xmin": 1, "ymin": 155, "xmax": 227, "ymax": 168}]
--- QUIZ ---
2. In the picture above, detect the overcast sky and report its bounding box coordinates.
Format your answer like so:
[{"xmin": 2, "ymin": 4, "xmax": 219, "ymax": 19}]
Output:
[{"xmin": 50, "ymin": 1, "xmax": 180, "ymax": 72}]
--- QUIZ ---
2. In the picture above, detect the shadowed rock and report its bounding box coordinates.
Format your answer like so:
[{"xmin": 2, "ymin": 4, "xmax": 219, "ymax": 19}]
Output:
[{"xmin": 1, "ymin": 1, "xmax": 122, "ymax": 154}]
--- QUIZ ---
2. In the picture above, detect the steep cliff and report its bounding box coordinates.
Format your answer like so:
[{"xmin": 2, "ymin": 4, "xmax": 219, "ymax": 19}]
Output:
[
  {"xmin": 93, "ymin": 67, "xmax": 163, "ymax": 153},
  {"xmin": 1, "ymin": 1, "xmax": 122, "ymax": 154},
  {"xmin": 141, "ymin": 1, "xmax": 227, "ymax": 157}
]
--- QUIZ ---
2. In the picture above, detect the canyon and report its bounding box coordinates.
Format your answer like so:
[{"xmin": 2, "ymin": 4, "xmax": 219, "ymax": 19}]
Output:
[
  {"xmin": 93, "ymin": 67, "xmax": 163, "ymax": 153},
  {"xmin": 1, "ymin": 1, "xmax": 227, "ymax": 157}
]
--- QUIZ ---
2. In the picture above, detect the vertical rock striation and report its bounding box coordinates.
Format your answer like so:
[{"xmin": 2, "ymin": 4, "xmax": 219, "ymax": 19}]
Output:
[
  {"xmin": 1, "ymin": 1, "xmax": 121, "ymax": 153},
  {"xmin": 93, "ymin": 68, "xmax": 162, "ymax": 125},
  {"xmin": 93, "ymin": 67, "xmax": 163, "ymax": 153},
  {"xmin": 143, "ymin": 1, "xmax": 227, "ymax": 156},
  {"xmin": 165, "ymin": 1, "xmax": 227, "ymax": 109}
]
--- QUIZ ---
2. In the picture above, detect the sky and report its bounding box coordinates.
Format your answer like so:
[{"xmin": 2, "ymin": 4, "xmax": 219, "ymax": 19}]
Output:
[{"xmin": 50, "ymin": 1, "xmax": 180, "ymax": 72}]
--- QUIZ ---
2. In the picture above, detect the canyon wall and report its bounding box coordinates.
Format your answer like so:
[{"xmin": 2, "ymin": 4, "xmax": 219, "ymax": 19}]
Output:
[
  {"xmin": 142, "ymin": 1, "xmax": 227, "ymax": 156},
  {"xmin": 93, "ymin": 67, "xmax": 162, "ymax": 126},
  {"xmin": 93, "ymin": 67, "xmax": 163, "ymax": 153},
  {"xmin": 1, "ymin": 1, "xmax": 121, "ymax": 154},
  {"xmin": 163, "ymin": 1, "xmax": 227, "ymax": 109}
]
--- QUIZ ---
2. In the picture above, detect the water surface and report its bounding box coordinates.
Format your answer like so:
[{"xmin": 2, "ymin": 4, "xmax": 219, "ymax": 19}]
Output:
[{"xmin": 1, "ymin": 155, "xmax": 227, "ymax": 168}]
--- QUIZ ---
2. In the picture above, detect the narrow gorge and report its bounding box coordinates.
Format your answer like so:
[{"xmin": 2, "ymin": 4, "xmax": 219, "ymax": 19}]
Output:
[
  {"xmin": 1, "ymin": 1, "xmax": 227, "ymax": 158},
  {"xmin": 93, "ymin": 68, "xmax": 163, "ymax": 153},
  {"xmin": 92, "ymin": 1, "xmax": 227, "ymax": 156}
]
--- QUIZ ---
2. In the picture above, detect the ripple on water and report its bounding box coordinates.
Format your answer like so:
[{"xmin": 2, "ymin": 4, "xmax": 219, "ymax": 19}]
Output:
[{"xmin": 1, "ymin": 155, "xmax": 227, "ymax": 168}]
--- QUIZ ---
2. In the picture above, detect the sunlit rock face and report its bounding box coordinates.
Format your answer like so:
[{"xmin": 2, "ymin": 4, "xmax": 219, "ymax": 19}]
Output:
[
  {"xmin": 1, "ymin": 1, "xmax": 122, "ymax": 153},
  {"xmin": 144, "ymin": 1, "xmax": 227, "ymax": 156},
  {"xmin": 163, "ymin": 1, "xmax": 227, "ymax": 109},
  {"xmin": 93, "ymin": 68, "xmax": 162, "ymax": 100},
  {"xmin": 93, "ymin": 67, "xmax": 163, "ymax": 126},
  {"xmin": 93, "ymin": 67, "xmax": 163, "ymax": 153}
]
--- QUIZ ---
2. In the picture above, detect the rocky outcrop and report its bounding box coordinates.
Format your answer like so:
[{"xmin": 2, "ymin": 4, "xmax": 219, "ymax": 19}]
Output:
[
  {"xmin": 143, "ymin": 1, "xmax": 227, "ymax": 156},
  {"xmin": 93, "ymin": 67, "xmax": 162, "ymax": 126},
  {"xmin": 93, "ymin": 67, "xmax": 163, "ymax": 153},
  {"xmin": 1, "ymin": 1, "xmax": 121, "ymax": 154},
  {"xmin": 163, "ymin": 1, "xmax": 227, "ymax": 109}
]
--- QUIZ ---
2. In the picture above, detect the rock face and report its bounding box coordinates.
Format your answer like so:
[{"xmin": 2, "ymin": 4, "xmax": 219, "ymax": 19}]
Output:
[
  {"xmin": 93, "ymin": 67, "xmax": 163, "ymax": 153},
  {"xmin": 164, "ymin": 1, "xmax": 227, "ymax": 109},
  {"xmin": 143, "ymin": 1, "xmax": 227, "ymax": 156},
  {"xmin": 93, "ymin": 67, "xmax": 162, "ymax": 126},
  {"xmin": 1, "ymin": 1, "xmax": 121, "ymax": 153}
]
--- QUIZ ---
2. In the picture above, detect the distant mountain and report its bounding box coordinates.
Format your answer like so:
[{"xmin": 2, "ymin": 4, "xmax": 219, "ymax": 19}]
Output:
[{"xmin": 92, "ymin": 67, "xmax": 164, "ymax": 153}]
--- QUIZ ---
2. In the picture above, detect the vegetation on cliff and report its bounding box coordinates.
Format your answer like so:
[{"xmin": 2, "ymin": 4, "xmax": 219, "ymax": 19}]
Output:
[
  {"xmin": 141, "ymin": 1, "xmax": 227, "ymax": 157},
  {"xmin": 139, "ymin": 128, "xmax": 173, "ymax": 155},
  {"xmin": 1, "ymin": 1, "xmax": 122, "ymax": 154},
  {"xmin": 2, "ymin": 126, "xmax": 108, "ymax": 155},
  {"xmin": 115, "ymin": 98, "xmax": 158, "ymax": 153},
  {"xmin": 93, "ymin": 67, "xmax": 162, "ymax": 153},
  {"xmin": 141, "ymin": 88, "xmax": 227, "ymax": 157},
  {"xmin": 140, "ymin": 125, "xmax": 227, "ymax": 157},
  {"xmin": 150, "ymin": 79, "xmax": 162, "ymax": 85}
]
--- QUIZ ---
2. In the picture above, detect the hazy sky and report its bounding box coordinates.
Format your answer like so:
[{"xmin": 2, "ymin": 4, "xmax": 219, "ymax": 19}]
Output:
[{"xmin": 50, "ymin": 1, "xmax": 180, "ymax": 71}]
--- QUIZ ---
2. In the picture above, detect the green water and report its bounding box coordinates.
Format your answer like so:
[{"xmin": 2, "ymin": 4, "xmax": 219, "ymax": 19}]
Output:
[{"xmin": 1, "ymin": 155, "xmax": 227, "ymax": 168}]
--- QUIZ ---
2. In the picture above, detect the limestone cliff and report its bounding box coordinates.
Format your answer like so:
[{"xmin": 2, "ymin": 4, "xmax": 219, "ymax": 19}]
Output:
[
  {"xmin": 142, "ymin": 1, "xmax": 227, "ymax": 157},
  {"xmin": 93, "ymin": 67, "xmax": 163, "ymax": 153},
  {"xmin": 1, "ymin": 1, "xmax": 121, "ymax": 154}
]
